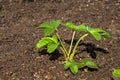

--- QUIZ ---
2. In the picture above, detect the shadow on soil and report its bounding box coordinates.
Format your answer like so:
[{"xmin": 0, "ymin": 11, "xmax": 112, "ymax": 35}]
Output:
[
  {"xmin": 65, "ymin": 40, "xmax": 109, "ymax": 59},
  {"xmin": 38, "ymin": 49, "xmax": 62, "ymax": 61},
  {"xmin": 79, "ymin": 42, "xmax": 109, "ymax": 59},
  {"xmin": 37, "ymin": 41, "xmax": 108, "ymax": 61}
]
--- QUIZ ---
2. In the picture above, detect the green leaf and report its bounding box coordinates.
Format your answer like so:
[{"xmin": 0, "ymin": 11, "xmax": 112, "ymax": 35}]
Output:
[
  {"xmin": 78, "ymin": 60, "xmax": 86, "ymax": 68},
  {"xmin": 63, "ymin": 22, "xmax": 88, "ymax": 31},
  {"xmin": 86, "ymin": 60, "xmax": 98, "ymax": 69},
  {"xmin": 63, "ymin": 22, "xmax": 75, "ymax": 30},
  {"xmin": 88, "ymin": 28, "xmax": 112, "ymax": 41},
  {"xmin": 47, "ymin": 42, "xmax": 60, "ymax": 53},
  {"xmin": 50, "ymin": 36, "xmax": 59, "ymax": 43},
  {"xmin": 64, "ymin": 61, "xmax": 78, "ymax": 74},
  {"xmin": 94, "ymin": 28, "xmax": 112, "ymax": 39},
  {"xmin": 36, "ymin": 37, "xmax": 49, "ymax": 48},
  {"xmin": 63, "ymin": 22, "xmax": 111, "ymax": 41},
  {"xmin": 37, "ymin": 20, "xmax": 60, "ymax": 36},
  {"xmin": 36, "ymin": 36, "xmax": 59, "ymax": 49},
  {"xmin": 37, "ymin": 22, "xmax": 50, "ymax": 29},
  {"xmin": 86, "ymin": 26, "xmax": 94, "ymax": 32},
  {"xmin": 70, "ymin": 62, "xmax": 78, "ymax": 74},
  {"xmin": 44, "ymin": 28, "xmax": 53, "ymax": 37},
  {"xmin": 64, "ymin": 61, "xmax": 71, "ymax": 69},
  {"xmin": 112, "ymin": 69, "xmax": 120, "ymax": 78},
  {"xmin": 78, "ymin": 58, "xmax": 98, "ymax": 69},
  {"xmin": 76, "ymin": 25, "xmax": 88, "ymax": 31},
  {"xmin": 90, "ymin": 30, "xmax": 102, "ymax": 41}
]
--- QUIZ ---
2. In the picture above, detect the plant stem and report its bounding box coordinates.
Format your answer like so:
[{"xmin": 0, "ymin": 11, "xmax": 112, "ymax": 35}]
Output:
[
  {"xmin": 70, "ymin": 33, "xmax": 88, "ymax": 61},
  {"xmin": 69, "ymin": 31, "xmax": 76, "ymax": 54},
  {"xmin": 60, "ymin": 47, "xmax": 67, "ymax": 61},
  {"xmin": 56, "ymin": 32, "xmax": 68, "ymax": 59}
]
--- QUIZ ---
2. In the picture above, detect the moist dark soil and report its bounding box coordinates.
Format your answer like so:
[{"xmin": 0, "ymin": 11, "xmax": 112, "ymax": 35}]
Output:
[{"xmin": 0, "ymin": 0, "xmax": 120, "ymax": 80}]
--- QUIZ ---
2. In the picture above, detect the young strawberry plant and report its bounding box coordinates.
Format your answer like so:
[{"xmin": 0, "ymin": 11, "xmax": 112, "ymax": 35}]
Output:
[{"xmin": 36, "ymin": 20, "xmax": 112, "ymax": 74}]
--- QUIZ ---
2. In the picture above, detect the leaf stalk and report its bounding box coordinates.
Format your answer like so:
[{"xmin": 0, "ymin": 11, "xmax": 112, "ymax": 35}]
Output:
[{"xmin": 70, "ymin": 33, "xmax": 88, "ymax": 61}]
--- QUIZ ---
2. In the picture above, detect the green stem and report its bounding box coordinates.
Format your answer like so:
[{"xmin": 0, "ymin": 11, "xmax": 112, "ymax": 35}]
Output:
[
  {"xmin": 69, "ymin": 31, "xmax": 76, "ymax": 54},
  {"xmin": 70, "ymin": 33, "xmax": 88, "ymax": 61},
  {"xmin": 56, "ymin": 32, "xmax": 68, "ymax": 60},
  {"xmin": 60, "ymin": 47, "xmax": 67, "ymax": 61}
]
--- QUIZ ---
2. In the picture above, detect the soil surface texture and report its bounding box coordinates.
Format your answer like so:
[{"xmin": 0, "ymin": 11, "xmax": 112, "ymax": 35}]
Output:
[{"xmin": 0, "ymin": 0, "xmax": 120, "ymax": 80}]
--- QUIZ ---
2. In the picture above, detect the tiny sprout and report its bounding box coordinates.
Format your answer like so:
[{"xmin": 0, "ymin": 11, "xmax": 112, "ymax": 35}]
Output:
[{"xmin": 112, "ymin": 69, "xmax": 120, "ymax": 78}]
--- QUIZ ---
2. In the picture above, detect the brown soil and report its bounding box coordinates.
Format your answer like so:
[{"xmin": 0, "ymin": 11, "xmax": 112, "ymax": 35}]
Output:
[{"xmin": 0, "ymin": 0, "xmax": 120, "ymax": 80}]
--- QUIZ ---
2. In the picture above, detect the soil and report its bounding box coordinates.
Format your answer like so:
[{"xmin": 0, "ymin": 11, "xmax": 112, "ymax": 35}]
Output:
[{"xmin": 0, "ymin": 0, "xmax": 120, "ymax": 80}]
